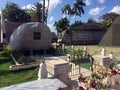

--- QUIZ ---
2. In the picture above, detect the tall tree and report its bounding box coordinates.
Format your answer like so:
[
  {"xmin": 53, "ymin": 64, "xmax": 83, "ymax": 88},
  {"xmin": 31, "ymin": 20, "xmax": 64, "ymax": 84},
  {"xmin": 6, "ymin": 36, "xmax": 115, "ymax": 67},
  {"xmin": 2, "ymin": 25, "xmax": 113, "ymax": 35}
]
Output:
[
  {"xmin": 72, "ymin": 0, "xmax": 85, "ymax": 18},
  {"xmin": 54, "ymin": 17, "xmax": 70, "ymax": 32},
  {"xmin": 54, "ymin": 17, "xmax": 70, "ymax": 38},
  {"xmin": 4, "ymin": 2, "xmax": 31, "ymax": 22},
  {"xmin": 87, "ymin": 17, "xmax": 96, "ymax": 23},
  {"xmin": 61, "ymin": 0, "xmax": 86, "ymax": 21},
  {"xmin": 31, "ymin": 2, "xmax": 43, "ymax": 22},
  {"xmin": 44, "ymin": 0, "xmax": 50, "ymax": 24},
  {"xmin": 61, "ymin": 4, "xmax": 71, "ymax": 16}
]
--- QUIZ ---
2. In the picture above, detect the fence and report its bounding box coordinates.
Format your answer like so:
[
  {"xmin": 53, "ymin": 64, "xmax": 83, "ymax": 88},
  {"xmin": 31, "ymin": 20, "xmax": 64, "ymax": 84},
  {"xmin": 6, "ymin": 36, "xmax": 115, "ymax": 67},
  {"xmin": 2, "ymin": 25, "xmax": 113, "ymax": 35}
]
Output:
[{"xmin": 68, "ymin": 57, "xmax": 92, "ymax": 77}]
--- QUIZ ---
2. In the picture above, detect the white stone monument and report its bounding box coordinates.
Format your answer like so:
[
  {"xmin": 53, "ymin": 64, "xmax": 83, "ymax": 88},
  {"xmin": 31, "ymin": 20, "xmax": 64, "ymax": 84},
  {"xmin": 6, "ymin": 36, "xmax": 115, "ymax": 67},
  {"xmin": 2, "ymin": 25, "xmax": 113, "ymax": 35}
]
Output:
[
  {"xmin": 101, "ymin": 48, "xmax": 106, "ymax": 56},
  {"xmin": 109, "ymin": 52, "xmax": 114, "ymax": 59},
  {"xmin": 71, "ymin": 45, "xmax": 74, "ymax": 51},
  {"xmin": 83, "ymin": 46, "xmax": 87, "ymax": 56},
  {"xmin": 38, "ymin": 60, "xmax": 47, "ymax": 80}
]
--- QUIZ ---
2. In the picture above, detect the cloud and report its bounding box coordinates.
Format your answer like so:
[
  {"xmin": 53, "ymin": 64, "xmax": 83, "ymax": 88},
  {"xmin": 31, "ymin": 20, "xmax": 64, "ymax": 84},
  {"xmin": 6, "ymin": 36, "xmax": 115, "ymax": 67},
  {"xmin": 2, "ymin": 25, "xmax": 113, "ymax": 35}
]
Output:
[
  {"xmin": 40, "ymin": 0, "xmax": 62, "ymax": 13},
  {"xmin": 62, "ymin": 14, "xmax": 67, "ymax": 18},
  {"xmin": 98, "ymin": 0, "xmax": 105, "ymax": 4},
  {"xmin": 89, "ymin": 6, "xmax": 106, "ymax": 15},
  {"xmin": 49, "ymin": 16, "xmax": 54, "ymax": 22},
  {"xmin": 47, "ymin": 23, "xmax": 55, "ymax": 31},
  {"xmin": 110, "ymin": 5, "xmax": 120, "ymax": 14},
  {"xmin": 95, "ymin": 18, "xmax": 104, "ymax": 23},
  {"xmin": 22, "ymin": 4, "xmax": 35, "ymax": 10},
  {"xmin": 85, "ymin": 0, "xmax": 91, "ymax": 6}
]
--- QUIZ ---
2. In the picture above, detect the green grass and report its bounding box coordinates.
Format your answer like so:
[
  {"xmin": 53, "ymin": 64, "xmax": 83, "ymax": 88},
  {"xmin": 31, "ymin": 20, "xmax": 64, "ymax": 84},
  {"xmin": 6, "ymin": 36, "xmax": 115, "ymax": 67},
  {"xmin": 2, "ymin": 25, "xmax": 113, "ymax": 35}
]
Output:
[
  {"xmin": 0, "ymin": 51, "xmax": 38, "ymax": 87},
  {"xmin": 72, "ymin": 58, "xmax": 91, "ymax": 70},
  {"xmin": 65, "ymin": 45, "xmax": 120, "ymax": 59}
]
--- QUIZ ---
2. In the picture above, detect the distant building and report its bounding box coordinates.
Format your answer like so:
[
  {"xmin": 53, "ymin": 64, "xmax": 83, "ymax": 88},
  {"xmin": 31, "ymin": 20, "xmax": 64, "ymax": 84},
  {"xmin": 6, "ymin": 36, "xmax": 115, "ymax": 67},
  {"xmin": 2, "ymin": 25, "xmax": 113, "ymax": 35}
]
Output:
[
  {"xmin": 0, "ymin": 21, "xmax": 22, "ymax": 42},
  {"xmin": 62, "ymin": 23, "xmax": 106, "ymax": 45}
]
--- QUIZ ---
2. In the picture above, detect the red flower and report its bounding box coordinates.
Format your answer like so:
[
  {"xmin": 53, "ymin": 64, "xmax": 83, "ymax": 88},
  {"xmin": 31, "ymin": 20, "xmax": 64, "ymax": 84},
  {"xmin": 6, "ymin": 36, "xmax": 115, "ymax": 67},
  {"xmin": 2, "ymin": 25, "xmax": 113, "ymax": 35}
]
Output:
[
  {"xmin": 78, "ymin": 86, "xmax": 84, "ymax": 90},
  {"xmin": 82, "ymin": 77, "xmax": 86, "ymax": 82},
  {"xmin": 58, "ymin": 87, "xmax": 62, "ymax": 90},
  {"xmin": 111, "ymin": 70, "xmax": 117, "ymax": 75}
]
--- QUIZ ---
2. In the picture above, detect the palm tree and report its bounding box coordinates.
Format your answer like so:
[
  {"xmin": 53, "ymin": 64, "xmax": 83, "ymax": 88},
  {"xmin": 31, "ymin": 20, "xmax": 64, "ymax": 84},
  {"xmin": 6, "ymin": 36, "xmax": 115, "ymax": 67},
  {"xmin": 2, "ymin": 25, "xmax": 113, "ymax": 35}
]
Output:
[
  {"xmin": 44, "ymin": 0, "xmax": 50, "ymax": 24},
  {"xmin": 61, "ymin": 0, "xmax": 86, "ymax": 21},
  {"xmin": 61, "ymin": 4, "xmax": 71, "ymax": 16},
  {"xmin": 72, "ymin": 0, "xmax": 85, "ymax": 21},
  {"xmin": 31, "ymin": 2, "xmax": 42, "ymax": 22},
  {"xmin": 74, "ymin": 0, "xmax": 85, "ymax": 15}
]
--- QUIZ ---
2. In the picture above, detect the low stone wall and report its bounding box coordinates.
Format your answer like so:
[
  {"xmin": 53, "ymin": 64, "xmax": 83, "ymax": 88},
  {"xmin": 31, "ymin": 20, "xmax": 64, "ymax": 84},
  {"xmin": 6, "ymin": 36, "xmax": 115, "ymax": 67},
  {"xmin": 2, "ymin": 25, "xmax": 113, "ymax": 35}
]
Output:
[
  {"xmin": 46, "ymin": 57, "xmax": 72, "ymax": 87},
  {"xmin": 9, "ymin": 62, "xmax": 39, "ymax": 71}
]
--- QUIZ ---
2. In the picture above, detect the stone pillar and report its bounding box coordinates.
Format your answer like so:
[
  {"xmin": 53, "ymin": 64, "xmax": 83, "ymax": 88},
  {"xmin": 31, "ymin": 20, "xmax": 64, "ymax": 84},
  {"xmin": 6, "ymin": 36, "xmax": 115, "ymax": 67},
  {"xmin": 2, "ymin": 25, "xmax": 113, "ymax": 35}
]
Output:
[
  {"xmin": 109, "ymin": 52, "xmax": 114, "ymax": 59},
  {"xmin": 92, "ymin": 55, "xmax": 113, "ymax": 72},
  {"xmin": 101, "ymin": 48, "xmax": 106, "ymax": 56},
  {"xmin": 83, "ymin": 46, "xmax": 87, "ymax": 57},
  {"xmin": 62, "ymin": 43, "xmax": 65, "ymax": 52},
  {"xmin": 38, "ymin": 60, "xmax": 47, "ymax": 80},
  {"xmin": 46, "ymin": 59, "xmax": 72, "ymax": 86}
]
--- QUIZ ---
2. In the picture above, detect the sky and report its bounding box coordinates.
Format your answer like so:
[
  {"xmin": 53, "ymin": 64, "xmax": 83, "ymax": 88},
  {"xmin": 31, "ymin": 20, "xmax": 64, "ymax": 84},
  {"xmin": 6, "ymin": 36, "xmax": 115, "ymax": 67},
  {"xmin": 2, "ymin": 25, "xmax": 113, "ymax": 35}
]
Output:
[{"xmin": 0, "ymin": 0, "xmax": 120, "ymax": 32}]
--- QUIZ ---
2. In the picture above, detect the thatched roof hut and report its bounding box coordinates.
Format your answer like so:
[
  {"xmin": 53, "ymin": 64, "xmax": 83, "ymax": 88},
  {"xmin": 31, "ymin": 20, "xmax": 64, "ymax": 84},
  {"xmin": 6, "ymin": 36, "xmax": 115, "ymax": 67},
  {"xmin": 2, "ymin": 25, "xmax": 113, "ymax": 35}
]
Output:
[
  {"xmin": 10, "ymin": 22, "xmax": 52, "ymax": 51},
  {"xmin": 62, "ymin": 22, "xmax": 106, "ymax": 45},
  {"xmin": 99, "ymin": 16, "xmax": 120, "ymax": 46}
]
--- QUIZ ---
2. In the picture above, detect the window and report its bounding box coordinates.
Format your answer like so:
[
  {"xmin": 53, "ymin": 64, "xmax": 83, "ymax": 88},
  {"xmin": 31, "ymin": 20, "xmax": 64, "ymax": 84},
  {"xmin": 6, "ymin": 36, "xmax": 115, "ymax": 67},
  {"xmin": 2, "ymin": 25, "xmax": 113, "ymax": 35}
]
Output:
[
  {"xmin": 33, "ymin": 32, "xmax": 41, "ymax": 40},
  {"xmin": 3, "ymin": 33, "xmax": 6, "ymax": 38}
]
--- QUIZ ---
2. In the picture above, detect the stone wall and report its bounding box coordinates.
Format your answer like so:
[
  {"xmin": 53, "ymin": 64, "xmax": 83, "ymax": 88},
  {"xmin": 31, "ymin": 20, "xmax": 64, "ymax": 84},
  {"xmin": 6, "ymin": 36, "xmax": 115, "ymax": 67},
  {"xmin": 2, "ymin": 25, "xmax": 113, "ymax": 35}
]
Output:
[
  {"xmin": 62, "ymin": 29, "xmax": 106, "ymax": 45},
  {"xmin": 46, "ymin": 58, "xmax": 72, "ymax": 87},
  {"xmin": 99, "ymin": 16, "xmax": 120, "ymax": 46},
  {"xmin": 0, "ymin": 21, "xmax": 22, "ymax": 42}
]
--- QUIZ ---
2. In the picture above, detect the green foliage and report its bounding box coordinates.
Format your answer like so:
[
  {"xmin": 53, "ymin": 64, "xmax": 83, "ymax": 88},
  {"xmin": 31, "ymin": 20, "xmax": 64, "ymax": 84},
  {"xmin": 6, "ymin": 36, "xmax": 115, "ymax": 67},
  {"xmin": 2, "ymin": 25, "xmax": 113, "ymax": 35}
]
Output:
[
  {"xmin": 4, "ymin": 45, "xmax": 12, "ymax": 55},
  {"xmin": 87, "ymin": 17, "xmax": 96, "ymax": 23},
  {"xmin": 91, "ymin": 73, "xmax": 100, "ymax": 79},
  {"xmin": 4, "ymin": 2, "xmax": 31, "ymax": 22},
  {"xmin": 61, "ymin": 0, "xmax": 86, "ymax": 18},
  {"xmin": 24, "ymin": 2, "xmax": 43, "ymax": 22},
  {"xmin": 71, "ymin": 20, "xmax": 84, "ymax": 28},
  {"xmin": 47, "ymin": 46, "xmax": 57, "ymax": 53},
  {"xmin": 102, "ymin": 20, "xmax": 112, "ymax": 27},
  {"xmin": 65, "ymin": 47, "xmax": 72, "ymax": 54},
  {"xmin": 54, "ymin": 17, "xmax": 70, "ymax": 33},
  {"xmin": 65, "ymin": 47, "xmax": 84, "ymax": 56}
]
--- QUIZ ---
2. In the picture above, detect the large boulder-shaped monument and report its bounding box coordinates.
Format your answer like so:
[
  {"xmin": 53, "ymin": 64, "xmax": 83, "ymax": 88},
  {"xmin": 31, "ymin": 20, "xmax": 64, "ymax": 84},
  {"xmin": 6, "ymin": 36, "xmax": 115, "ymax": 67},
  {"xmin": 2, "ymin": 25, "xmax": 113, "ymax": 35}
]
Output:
[
  {"xmin": 10, "ymin": 22, "xmax": 52, "ymax": 50},
  {"xmin": 99, "ymin": 16, "xmax": 120, "ymax": 46}
]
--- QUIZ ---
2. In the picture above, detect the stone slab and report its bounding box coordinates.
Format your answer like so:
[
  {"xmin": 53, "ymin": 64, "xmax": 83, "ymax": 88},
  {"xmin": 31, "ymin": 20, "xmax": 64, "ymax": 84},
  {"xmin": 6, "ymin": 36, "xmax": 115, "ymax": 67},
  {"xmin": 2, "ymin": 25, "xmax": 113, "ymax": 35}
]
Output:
[{"xmin": 0, "ymin": 79, "xmax": 67, "ymax": 90}]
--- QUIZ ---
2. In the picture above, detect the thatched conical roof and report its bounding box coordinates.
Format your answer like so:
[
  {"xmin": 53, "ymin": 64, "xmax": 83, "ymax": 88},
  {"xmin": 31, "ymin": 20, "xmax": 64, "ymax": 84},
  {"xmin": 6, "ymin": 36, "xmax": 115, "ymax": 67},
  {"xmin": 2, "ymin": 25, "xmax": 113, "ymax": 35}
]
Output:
[{"xmin": 99, "ymin": 16, "xmax": 120, "ymax": 46}]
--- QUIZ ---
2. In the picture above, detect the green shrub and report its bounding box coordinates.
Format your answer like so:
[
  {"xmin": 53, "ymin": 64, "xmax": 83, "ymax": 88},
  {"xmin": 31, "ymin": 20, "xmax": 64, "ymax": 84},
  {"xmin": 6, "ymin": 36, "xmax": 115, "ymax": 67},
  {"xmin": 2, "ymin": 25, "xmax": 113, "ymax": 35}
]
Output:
[{"xmin": 4, "ymin": 45, "xmax": 12, "ymax": 54}]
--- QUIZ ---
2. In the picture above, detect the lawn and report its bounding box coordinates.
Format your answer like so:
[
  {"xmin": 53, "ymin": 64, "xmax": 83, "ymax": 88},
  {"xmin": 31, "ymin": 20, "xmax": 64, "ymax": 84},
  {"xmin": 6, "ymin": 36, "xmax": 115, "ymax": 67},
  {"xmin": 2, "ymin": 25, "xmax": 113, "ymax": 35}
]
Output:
[
  {"xmin": 65, "ymin": 45, "xmax": 120, "ymax": 59},
  {"xmin": 72, "ymin": 58, "xmax": 91, "ymax": 70},
  {"xmin": 0, "ymin": 51, "xmax": 38, "ymax": 87}
]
